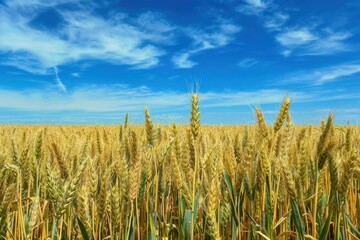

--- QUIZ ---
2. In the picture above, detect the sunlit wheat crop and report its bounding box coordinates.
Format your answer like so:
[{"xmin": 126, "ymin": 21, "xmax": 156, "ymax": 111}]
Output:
[{"xmin": 0, "ymin": 95, "xmax": 359, "ymax": 240}]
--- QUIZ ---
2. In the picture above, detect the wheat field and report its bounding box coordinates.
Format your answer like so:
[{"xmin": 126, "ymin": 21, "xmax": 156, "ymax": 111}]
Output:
[{"xmin": 0, "ymin": 95, "xmax": 359, "ymax": 240}]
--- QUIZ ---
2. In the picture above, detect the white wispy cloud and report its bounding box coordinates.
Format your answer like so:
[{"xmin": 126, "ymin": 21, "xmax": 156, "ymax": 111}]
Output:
[
  {"xmin": 4, "ymin": 0, "xmax": 81, "ymax": 8},
  {"xmin": 0, "ymin": 0, "xmax": 174, "ymax": 74},
  {"xmin": 0, "ymin": 84, "xmax": 359, "ymax": 124},
  {"xmin": 0, "ymin": 84, "xmax": 358, "ymax": 113},
  {"xmin": 237, "ymin": 0, "xmax": 289, "ymax": 31},
  {"xmin": 276, "ymin": 28, "xmax": 317, "ymax": 46},
  {"xmin": 316, "ymin": 64, "xmax": 360, "ymax": 84},
  {"xmin": 0, "ymin": 85, "xmax": 188, "ymax": 112},
  {"xmin": 71, "ymin": 72, "xmax": 81, "ymax": 77},
  {"xmin": 237, "ymin": 0, "xmax": 352, "ymax": 57},
  {"xmin": 173, "ymin": 23, "xmax": 241, "ymax": 68},
  {"xmin": 302, "ymin": 31, "xmax": 352, "ymax": 56},
  {"xmin": 172, "ymin": 52, "xmax": 197, "ymax": 68},
  {"xmin": 237, "ymin": 58, "xmax": 259, "ymax": 68},
  {"xmin": 263, "ymin": 12, "xmax": 289, "ymax": 31},
  {"xmin": 276, "ymin": 27, "xmax": 352, "ymax": 56},
  {"xmin": 280, "ymin": 63, "xmax": 360, "ymax": 85},
  {"xmin": 1, "ymin": 1, "xmax": 242, "ymax": 73},
  {"xmin": 237, "ymin": 0, "xmax": 269, "ymax": 16},
  {"xmin": 245, "ymin": 0, "xmax": 267, "ymax": 8}
]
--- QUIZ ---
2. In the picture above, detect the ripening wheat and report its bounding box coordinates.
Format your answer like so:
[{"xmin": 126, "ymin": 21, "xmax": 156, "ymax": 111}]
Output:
[{"xmin": 0, "ymin": 95, "xmax": 359, "ymax": 240}]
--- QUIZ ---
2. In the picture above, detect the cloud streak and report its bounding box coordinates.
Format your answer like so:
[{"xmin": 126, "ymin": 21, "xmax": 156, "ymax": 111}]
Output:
[
  {"xmin": 237, "ymin": 0, "xmax": 269, "ymax": 16},
  {"xmin": 276, "ymin": 27, "xmax": 352, "ymax": 56},
  {"xmin": 280, "ymin": 63, "xmax": 360, "ymax": 85},
  {"xmin": 173, "ymin": 23, "xmax": 241, "ymax": 68},
  {"xmin": 237, "ymin": 0, "xmax": 289, "ymax": 31},
  {"xmin": 237, "ymin": 58, "xmax": 259, "ymax": 68},
  {"xmin": 53, "ymin": 67, "xmax": 67, "ymax": 92}
]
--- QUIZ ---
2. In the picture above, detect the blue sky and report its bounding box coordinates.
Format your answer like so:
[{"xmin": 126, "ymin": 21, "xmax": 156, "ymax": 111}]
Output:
[{"xmin": 0, "ymin": 0, "xmax": 359, "ymax": 124}]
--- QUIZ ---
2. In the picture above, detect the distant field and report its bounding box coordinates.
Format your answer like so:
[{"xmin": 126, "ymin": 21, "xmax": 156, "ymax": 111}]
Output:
[{"xmin": 0, "ymin": 96, "xmax": 359, "ymax": 240}]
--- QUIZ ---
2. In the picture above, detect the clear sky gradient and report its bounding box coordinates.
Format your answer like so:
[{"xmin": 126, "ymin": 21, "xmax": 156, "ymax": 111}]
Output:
[{"xmin": 0, "ymin": 0, "xmax": 359, "ymax": 124}]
